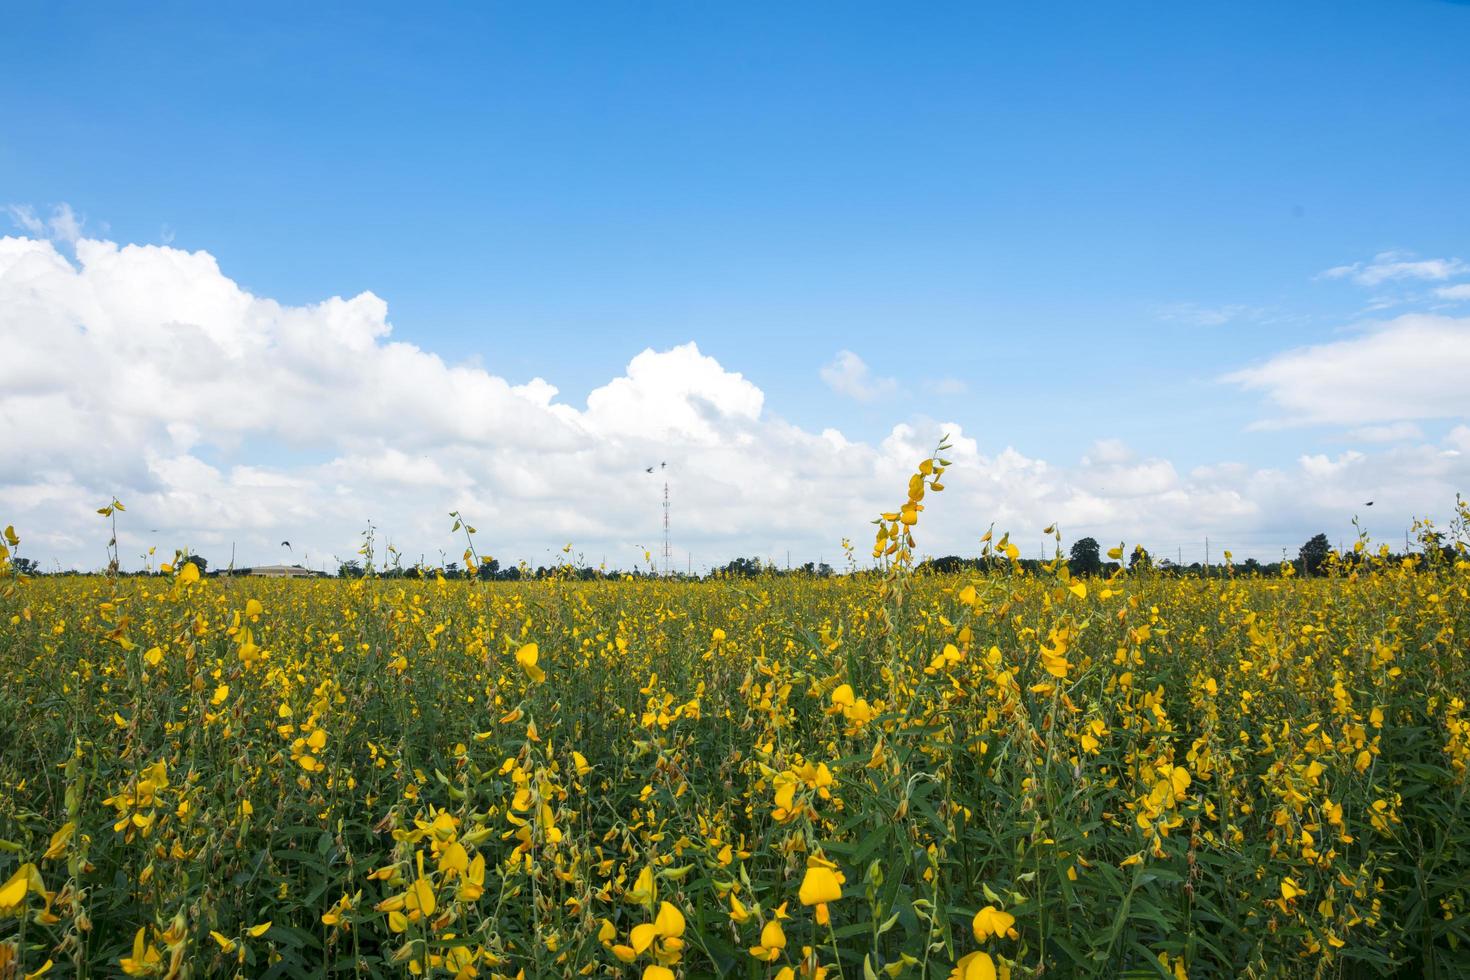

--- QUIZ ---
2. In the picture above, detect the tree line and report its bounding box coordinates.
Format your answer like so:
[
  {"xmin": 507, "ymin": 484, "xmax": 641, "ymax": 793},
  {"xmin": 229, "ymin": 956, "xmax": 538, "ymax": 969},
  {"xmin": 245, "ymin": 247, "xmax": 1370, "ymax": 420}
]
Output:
[{"xmin": 13, "ymin": 533, "xmax": 1459, "ymax": 580}]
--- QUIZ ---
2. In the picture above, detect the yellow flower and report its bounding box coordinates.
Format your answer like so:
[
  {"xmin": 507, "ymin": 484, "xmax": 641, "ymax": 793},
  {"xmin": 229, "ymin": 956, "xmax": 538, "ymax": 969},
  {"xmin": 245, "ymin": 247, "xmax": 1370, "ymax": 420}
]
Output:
[
  {"xmin": 438, "ymin": 840, "xmax": 469, "ymax": 876},
  {"xmin": 42, "ymin": 822, "xmax": 75, "ymax": 860},
  {"xmin": 654, "ymin": 900, "xmax": 686, "ymax": 938},
  {"xmin": 798, "ymin": 860, "xmax": 844, "ymax": 906},
  {"xmin": 749, "ymin": 916, "xmax": 787, "ymax": 962},
  {"xmin": 628, "ymin": 865, "xmax": 657, "ymax": 906},
  {"xmin": 408, "ymin": 876, "xmax": 436, "ymax": 916},
  {"xmin": 0, "ymin": 872, "xmax": 27, "ymax": 914},
  {"xmin": 951, "ymin": 951, "xmax": 997, "ymax": 980},
  {"xmin": 971, "ymin": 905, "xmax": 1016, "ymax": 942},
  {"xmin": 119, "ymin": 927, "xmax": 162, "ymax": 976},
  {"xmin": 457, "ymin": 853, "xmax": 486, "ymax": 902},
  {"xmin": 322, "ymin": 894, "xmax": 354, "ymax": 927},
  {"xmin": 0, "ymin": 863, "xmax": 43, "ymax": 915},
  {"xmin": 19, "ymin": 958, "xmax": 54, "ymax": 980},
  {"xmin": 630, "ymin": 922, "xmax": 658, "ymax": 953},
  {"xmin": 516, "ymin": 642, "xmax": 546, "ymax": 683}
]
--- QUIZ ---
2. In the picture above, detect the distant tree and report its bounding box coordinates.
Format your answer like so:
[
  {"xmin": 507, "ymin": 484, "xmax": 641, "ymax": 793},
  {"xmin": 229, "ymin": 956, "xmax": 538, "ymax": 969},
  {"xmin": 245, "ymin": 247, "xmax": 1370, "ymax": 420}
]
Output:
[
  {"xmin": 926, "ymin": 555, "xmax": 971, "ymax": 575},
  {"xmin": 336, "ymin": 559, "xmax": 364, "ymax": 578},
  {"xmin": 477, "ymin": 558, "xmax": 500, "ymax": 581},
  {"xmin": 1069, "ymin": 537, "xmax": 1102, "ymax": 577},
  {"xmin": 11, "ymin": 557, "xmax": 39, "ymax": 576},
  {"xmin": 1129, "ymin": 546, "xmax": 1153, "ymax": 572},
  {"xmin": 1417, "ymin": 530, "xmax": 1457, "ymax": 566},
  {"xmin": 816, "ymin": 562, "xmax": 834, "ymax": 578},
  {"xmin": 1242, "ymin": 557, "xmax": 1262, "ymax": 575},
  {"xmin": 717, "ymin": 557, "xmax": 763, "ymax": 578},
  {"xmin": 444, "ymin": 561, "xmax": 461, "ymax": 578},
  {"xmin": 1298, "ymin": 533, "xmax": 1331, "ymax": 576},
  {"xmin": 182, "ymin": 554, "xmax": 209, "ymax": 574}
]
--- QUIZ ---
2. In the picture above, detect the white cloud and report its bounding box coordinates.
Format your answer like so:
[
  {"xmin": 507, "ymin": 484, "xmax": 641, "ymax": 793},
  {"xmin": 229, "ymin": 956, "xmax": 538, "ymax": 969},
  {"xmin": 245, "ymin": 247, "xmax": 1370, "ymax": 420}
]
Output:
[
  {"xmin": 1224, "ymin": 313, "xmax": 1470, "ymax": 427},
  {"xmin": 820, "ymin": 350, "xmax": 898, "ymax": 402},
  {"xmin": 3, "ymin": 228, "xmax": 1469, "ymax": 570},
  {"xmin": 1081, "ymin": 438, "xmax": 1135, "ymax": 466},
  {"xmin": 6, "ymin": 203, "xmax": 85, "ymax": 246},
  {"xmin": 1321, "ymin": 250, "xmax": 1468, "ymax": 287},
  {"xmin": 5, "ymin": 206, "xmax": 46, "ymax": 237},
  {"xmin": 1437, "ymin": 284, "xmax": 1470, "ymax": 301}
]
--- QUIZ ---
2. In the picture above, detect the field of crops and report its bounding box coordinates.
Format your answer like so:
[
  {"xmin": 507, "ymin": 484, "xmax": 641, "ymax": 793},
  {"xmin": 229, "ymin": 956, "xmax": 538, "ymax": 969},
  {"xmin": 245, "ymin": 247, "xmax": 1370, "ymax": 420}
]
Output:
[{"xmin": 2, "ymin": 464, "xmax": 1470, "ymax": 978}]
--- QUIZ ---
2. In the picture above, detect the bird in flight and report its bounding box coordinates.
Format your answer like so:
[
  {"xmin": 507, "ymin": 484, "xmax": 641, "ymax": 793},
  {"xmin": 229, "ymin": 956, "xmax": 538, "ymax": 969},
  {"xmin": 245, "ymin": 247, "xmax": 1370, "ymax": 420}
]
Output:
[
  {"xmin": 281, "ymin": 540, "xmax": 292, "ymax": 549},
  {"xmin": 1364, "ymin": 501, "xmax": 1374, "ymax": 507}
]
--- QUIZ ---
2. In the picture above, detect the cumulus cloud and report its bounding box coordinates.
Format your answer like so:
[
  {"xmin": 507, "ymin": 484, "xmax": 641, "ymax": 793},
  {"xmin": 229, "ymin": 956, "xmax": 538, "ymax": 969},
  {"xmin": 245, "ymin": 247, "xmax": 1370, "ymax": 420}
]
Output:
[
  {"xmin": 820, "ymin": 350, "xmax": 898, "ymax": 402},
  {"xmin": 1437, "ymin": 284, "xmax": 1470, "ymax": 301},
  {"xmin": 2, "ymin": 230, "xmax": 1468, "ymax": 571},
  {"xmin": 1321, "ymin": 250, "xmax": 1468, "ymax": 287},
  {"xmin": 1223, "ymin": 313, "xmax": 1470, "ymax": 427}
]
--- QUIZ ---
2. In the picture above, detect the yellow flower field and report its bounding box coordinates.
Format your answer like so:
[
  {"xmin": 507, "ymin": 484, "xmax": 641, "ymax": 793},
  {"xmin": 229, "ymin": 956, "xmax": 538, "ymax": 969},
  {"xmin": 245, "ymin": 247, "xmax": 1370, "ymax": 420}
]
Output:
[{"xmin": 2, "ymin": 456, "xmax": 1469, "ymax": 977}]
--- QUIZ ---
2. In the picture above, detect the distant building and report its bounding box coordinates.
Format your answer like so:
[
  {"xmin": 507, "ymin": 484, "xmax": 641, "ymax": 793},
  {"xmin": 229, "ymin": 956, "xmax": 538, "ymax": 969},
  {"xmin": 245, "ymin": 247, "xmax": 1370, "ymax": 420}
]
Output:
[{"xmin": 244, "ymin": 564, "xmax": 320, "ymax": 579}]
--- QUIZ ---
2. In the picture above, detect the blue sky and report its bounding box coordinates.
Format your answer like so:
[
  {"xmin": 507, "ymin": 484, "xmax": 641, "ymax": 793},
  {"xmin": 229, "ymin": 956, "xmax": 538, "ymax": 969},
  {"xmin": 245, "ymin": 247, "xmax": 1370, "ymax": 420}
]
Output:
[{"xmin": 3, "ymin": 1, "xmax": 1470, "ymax": 569}]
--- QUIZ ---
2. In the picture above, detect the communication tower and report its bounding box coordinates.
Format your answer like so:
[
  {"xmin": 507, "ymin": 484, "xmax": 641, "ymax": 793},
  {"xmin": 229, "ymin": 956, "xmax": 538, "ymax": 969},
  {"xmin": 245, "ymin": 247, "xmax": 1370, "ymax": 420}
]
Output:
[
  {"xmin": 645, "ymin": 461, "xmax": 673, "ymax": 577},
  {"xmin": 661, "ymin": 462, "xmax": 671, "ymax": 577}
]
